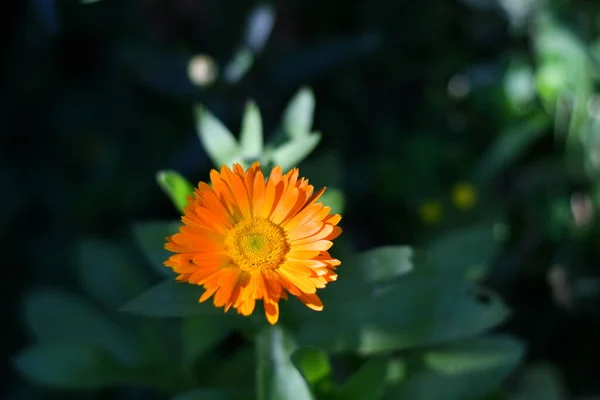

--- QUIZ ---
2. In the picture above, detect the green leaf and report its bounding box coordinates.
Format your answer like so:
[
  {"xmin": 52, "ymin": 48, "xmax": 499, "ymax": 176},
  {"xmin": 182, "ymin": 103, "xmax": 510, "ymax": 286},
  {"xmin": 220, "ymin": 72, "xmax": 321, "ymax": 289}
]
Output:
[
  {"xmin": 23, "ymin": 289, "xmax": 141, "ymax": 364},
  {"xmin": 121, "ymin": 280, "xmax": 224, "ymax": 317},
  {"xmin": 351, "ymin": 246, "xmax": 414, "ymax": 284},
  {"xmin": 283, "ymin": 87, "xmax": 315, "ymax": 139},
  {"xmin": 385, "ymin": 336, "xmax": 524, "ymax": 400},
  {"xmin": 291, "ymin": 347, "xmax": 331, "ymax": 384},
  {"xmin": 424, "ymin": 336, "xmax": 524, "ymax": 374},
  {"xmin": 156, "ymin": 170, "xmax": 195, "ymax": 213},
  {"xmin": 77, "ymin": 239, "xmax": 148, "ymax": 310},
  {"xmin": 297, "ymin": 271, "xmax": 509, "ymax": 354},
  {"xmin": 336, "ymin": 358, "xmax": 389, "ymax": 400},
  {"xmin": 182, "ymin": 316, "xmax": 235, "ymax": 365},
  {"xmin": 172, "ymin": 388, "xmax": 248, "ymax": 400},
  {"xmin": 319, "ymin": 188, "xmax": 345, "ymax": 215},
  {"xmin": 132, "ymin": 220, "xmax": 181, "ymax": 278},
  {"xmin": 223, "ymin": 47, "xmax": 255, "ymax": 84},
  {"xmin": 271, "ymin": 133, "xmax": 321, "ymax": 171},
  {"xmin": 240, "ymin": 101, "xmax": 263, "ymax": 160},
  {"xmin": 257, "ymin": 326, "xmax": 314, "ymax": 400},
  {"xmin": 195, "ymin": 106, "xmax": 242, "ymax": 168},
  {"xmin": 14, "ymin": 344, "xmax": 121, "ymax": 389},
  {"xmin": 426, "ymin": 223, "xmax": 500, "ymax": 280}
]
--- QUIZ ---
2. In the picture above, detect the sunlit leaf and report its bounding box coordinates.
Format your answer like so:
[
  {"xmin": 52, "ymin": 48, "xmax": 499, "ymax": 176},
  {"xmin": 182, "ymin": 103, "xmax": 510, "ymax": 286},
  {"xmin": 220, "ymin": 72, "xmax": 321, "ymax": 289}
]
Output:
[
  {"xmin": 283, "ymin": 88, "xmax": 315, "ymax": 139},
  {"xmin": 195, "ymin": 107, "xmax": 242, "ymax": 168},
  {"xmin": 240, "ymin": 101, "xmax": 263, "ymax": 160},
  {"xmin": 156, "ymin": 170, "xmax": 195, "ymax": 213},
  {"xmin": 257, "ymin": 326, "xmax": 314, "ymax": 400},
  {"xmin": 271, "ymin": 133, "xmax": 321, "ymax": 171},
  {"xmin": 291, "ymin": 347, "xmax": 331, "ymax": 384}
]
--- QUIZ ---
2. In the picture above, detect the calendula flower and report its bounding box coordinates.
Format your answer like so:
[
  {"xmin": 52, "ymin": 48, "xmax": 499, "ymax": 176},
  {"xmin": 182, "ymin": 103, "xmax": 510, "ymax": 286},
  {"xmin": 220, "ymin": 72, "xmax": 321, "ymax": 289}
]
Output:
[{"xmin": 164, "ymin": 162, "xmax": 342, "ymax": 324}]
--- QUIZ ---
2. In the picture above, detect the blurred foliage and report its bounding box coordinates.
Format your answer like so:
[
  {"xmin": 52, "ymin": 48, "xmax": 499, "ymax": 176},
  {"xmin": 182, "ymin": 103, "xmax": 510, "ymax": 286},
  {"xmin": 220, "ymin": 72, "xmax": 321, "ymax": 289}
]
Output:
[{"xmin": 6, "ymin": 0, "xmax": 600, "ymax": 399}]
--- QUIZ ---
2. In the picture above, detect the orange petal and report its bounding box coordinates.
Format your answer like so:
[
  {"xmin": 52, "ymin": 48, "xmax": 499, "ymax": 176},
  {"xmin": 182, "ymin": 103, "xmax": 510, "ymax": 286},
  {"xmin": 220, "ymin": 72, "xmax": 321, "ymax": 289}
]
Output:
[
  {"xmin": 283, "ymin": 203, "xmax": 324, "ymax": 232},
  {"xmin": 297, "ymin": 292, "xmax": 324, "ymax": 311},
  {"xmin": 271, "ymin": 187, "xmax": 300, "ymax": 224},
  {"xmin": 199, "ymin": 284, "xmax": 219, "ymax": 302},
  {"xmin": 238, "ymin": 298, "xmax": 256, "ymax": 316},
  {"xmin": 291, "ymin": 240, "xmax": 333, "ymax": 252},
  {"xmin": 264, "ymin": 297, "xmax": 279, "ymax": 325},
  {"xmin": 290, "ymin": 225, "xmax": 334, "ymax": 245},
  {"xmin": 213, "ymin": 268, "xmax": 242, "ymax": 307},
  {"xmin": 252, "ymin": 169, "xmax": 266, "ymax": 217},
  {"xmin": 279, "ymin": 268, "xmax": 317, "ymax": 294}
]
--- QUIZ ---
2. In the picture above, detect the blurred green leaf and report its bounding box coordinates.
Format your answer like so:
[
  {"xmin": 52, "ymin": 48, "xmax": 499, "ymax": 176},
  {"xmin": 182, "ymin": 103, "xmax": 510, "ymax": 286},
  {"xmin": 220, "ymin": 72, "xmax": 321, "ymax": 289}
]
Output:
[
  {"xmin": 298, "ymin": 270, "xmax": 509, "ymax": 354},
  {"xmin": 336, "ymin": 358, "xmax": 389, "ymax": 400},
  {"xmin": 342, "ymin": 246, "xmax": 414, "ymax": 284},
  {"xmin": 319, "ymin": 188, "xmax": 345, "ymax": 215},
  {"xmin": 77, "ymin": 239, "xmax": 148, "ymax": 310},
  {"xmin": 477, "ymin": 114, "xmax": 550, "ymax": 181},
  {"xmin": 283, "ymin": 88, "xmax": 315, "ymax": 139},
  {"xmin": 223, "ymin": 47, "xmax": 254, "ymax": 84},
  {"xmin": 385, "ymin": 336, "xmax": 524, "ymax": 400},
  {"xmin": 172, "ymin": 388, "xmax": 247, "ymax": 400},
  {"xmin": 23, "ymin": 289, "xmax": 140, "ymax": 364},
  {"xmin": 424, "ymin": 336, "xmax": 523, "ymax": 374},
  {"xmin": 14, "ymin": 344, "xmax": 121, "ymax": 389},
  {"xmin": 426, "ymin": 223, "xmax": 500, "ymax": 280},
  {"xmin": 156, "ymin": 170, "xmax": 195, "ymax": 214},
  {"xmin": 271, "ymin": 133, "xmax": 321, "ymax": 171},
  {"xmin": 121, "ymin": 280, "xmax": 223, "ymax": 317},
  {"xmin": 243, "ymin": 4, "xmax": 275, "ymax": 54},
  {"xmin": 132, "ymin": 220, "xmax": 181, "ymax": 278},
  {"xmin": 508, "ymin": 363, "xmax": 565, "ymax": 400},
  {"xmin": 195, "ymin": 106, "xmax": 242, "ymax": 168},
  {"xmin": 257, "ymin": 326, "xmax": 314, "ymax": 400},
  {"xmin": 181, "ymin": 316, "xmax": 235, "ymax": 365},
  {"xmin": 291, "ymin": 347, "xmax": 331, "ymax": 385},
  {"xmin": 504, "ymin": 60, "xmax": 536, "ymax": 111},
  {"xmin": 240, "ymin": 101, "xmax": 263, "ymax": 160}
]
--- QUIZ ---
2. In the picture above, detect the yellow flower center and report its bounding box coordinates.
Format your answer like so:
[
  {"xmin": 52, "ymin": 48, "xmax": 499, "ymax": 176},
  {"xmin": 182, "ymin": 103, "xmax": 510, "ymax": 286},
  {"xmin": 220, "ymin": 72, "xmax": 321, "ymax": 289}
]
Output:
[{"xmin": 225, "ymin": 218, "xmax": 289, "ymax": 272}]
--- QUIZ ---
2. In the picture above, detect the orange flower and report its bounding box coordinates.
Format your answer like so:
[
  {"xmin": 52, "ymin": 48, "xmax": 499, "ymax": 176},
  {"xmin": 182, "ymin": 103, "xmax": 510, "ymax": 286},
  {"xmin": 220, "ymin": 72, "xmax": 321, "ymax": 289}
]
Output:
[{"xmin": 164, "ymin": 162, "xmax": 342, "ymax": 324}]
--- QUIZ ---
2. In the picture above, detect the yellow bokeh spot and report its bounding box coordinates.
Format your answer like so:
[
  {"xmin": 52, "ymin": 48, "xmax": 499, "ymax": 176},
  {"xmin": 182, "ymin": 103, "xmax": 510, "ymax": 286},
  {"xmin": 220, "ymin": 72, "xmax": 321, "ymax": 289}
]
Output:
[
  {"xmin": 451, "ymin": 182, "xmax": 478, "ymax": 210},
  {"xmin": 224, "ymin": 218, "xmax": 289, "ymax": 272},
  {"xmin": 418, "ymin": 200, "xmax": 443, "ymax": 225}
]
